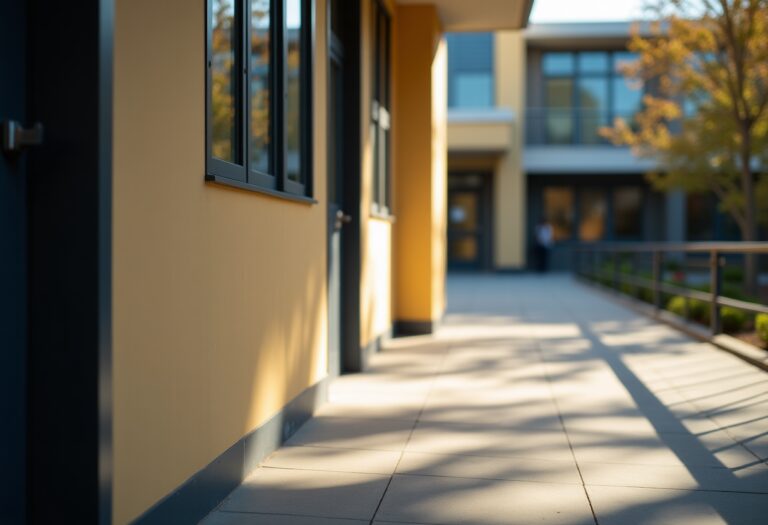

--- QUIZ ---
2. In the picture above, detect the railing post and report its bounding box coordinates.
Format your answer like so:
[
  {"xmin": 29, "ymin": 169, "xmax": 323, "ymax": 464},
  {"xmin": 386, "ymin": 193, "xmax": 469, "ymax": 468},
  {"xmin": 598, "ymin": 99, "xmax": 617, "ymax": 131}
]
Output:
[
  {"xmin": 710, "ymin": 250, "xmax": 722, "ymax": 335},
  {"xmin": 652, "ymin": 250, "xmax": 661, "ymax": 312}
]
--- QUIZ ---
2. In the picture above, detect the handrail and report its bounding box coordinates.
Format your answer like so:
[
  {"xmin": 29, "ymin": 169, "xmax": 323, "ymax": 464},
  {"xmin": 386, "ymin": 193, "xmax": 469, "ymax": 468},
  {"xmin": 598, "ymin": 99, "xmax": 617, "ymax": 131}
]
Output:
[
  {"xmin": 575, "ymin": 242, "xmax": 768, "ymax": 335},
  {"xmin": 575, "ymin": 241, "xmax": 768, "ymax": 254}
]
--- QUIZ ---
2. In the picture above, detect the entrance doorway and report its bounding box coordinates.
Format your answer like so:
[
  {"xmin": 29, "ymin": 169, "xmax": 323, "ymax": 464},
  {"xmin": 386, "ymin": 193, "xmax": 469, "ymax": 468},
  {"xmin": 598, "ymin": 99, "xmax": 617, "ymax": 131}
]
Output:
[
  {"xmin": 1, "ymin": 3, "xmax": 112, "ymax": 522},
  {"xmin": 448, "ymin": 172, "xmax": 493, "ymax": 270}
]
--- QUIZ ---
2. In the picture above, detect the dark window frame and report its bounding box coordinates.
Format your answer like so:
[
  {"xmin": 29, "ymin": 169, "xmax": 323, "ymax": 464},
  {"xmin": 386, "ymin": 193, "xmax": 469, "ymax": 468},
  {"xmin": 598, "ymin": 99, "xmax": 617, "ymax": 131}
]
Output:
[
  {"xmin": 371, "ymin": 0, "xmax": 392, "ymax": 216},
  {"xmin": 205, "ymin": 0, "xmax": 315, "ymax": 202}
]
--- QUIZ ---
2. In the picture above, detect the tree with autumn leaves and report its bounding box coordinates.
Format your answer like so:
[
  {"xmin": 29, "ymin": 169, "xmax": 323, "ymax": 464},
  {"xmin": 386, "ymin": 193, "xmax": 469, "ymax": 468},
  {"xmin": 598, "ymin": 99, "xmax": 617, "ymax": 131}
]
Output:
[{"xmin": 602, "ymin": 0, "xmax": 768, "ymax": 292}]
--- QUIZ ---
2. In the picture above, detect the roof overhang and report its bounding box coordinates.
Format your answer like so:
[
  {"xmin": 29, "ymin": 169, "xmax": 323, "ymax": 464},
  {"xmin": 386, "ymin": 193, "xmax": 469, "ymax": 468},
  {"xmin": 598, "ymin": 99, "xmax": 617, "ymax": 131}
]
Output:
[
  {"xmin": 396, "ymin": 0, "xmax": 535, "ymax": 31},
  {"xmin": 525, "ymin": 21, "xmax": 657, "ymax": 48}
]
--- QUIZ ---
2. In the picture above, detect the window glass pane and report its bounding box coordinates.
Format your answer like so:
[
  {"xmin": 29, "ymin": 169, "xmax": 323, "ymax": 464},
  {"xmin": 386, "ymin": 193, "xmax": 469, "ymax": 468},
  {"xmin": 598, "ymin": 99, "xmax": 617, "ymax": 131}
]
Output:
[
  {"xmin": 454, "ymin": 73, "xmax": 493, "ymax": 108},
  {"xmin": 449, "ymin": 237, "xmax": 478, "ymax": 262},
  {"xmin": 579, "ymin": 189, "xmax": 606, "ymax": 241},
  {"xmin": 542, "ymin": 53, "xmax": 575, "ymax": 76},
  {"xmin": 613, "ymin": 77, "xmax": 643, "ymax": 118},
  {"xmin": 544, "ymin": 187, "xmax": 574, "ymax": 241},
  {"xmin": 378, "ymin": 12, "xmax": 390, "ymax": 108},
  {"xmin": 547, "ymin": 78, "xmax": 572, "ymax": 107},
  {"xmin": 449, "ymin": 191, "xmax": 479, "ymax": 232},
  {"xmin": 546, "ymin": 78, "xmax": 573, "ymax": 144},
  {"xmin": 212, "ymin": 0, "xmax": 238, "ymax": 163},
  {"xmin": 614, "ymin": 187, "xmax": 643, "ymax": 238},
  {"xmin": 251, "ymin": 0, "xmax": 271, "ymax": 173},
  {"xmin": 579, "ymin": 78, "xmax": 609, "ymax": 144},
  {"xmin": 579, "ymin": 52, "xmax": 609, "ymax": 74},
  {"xmin": 286, "ymin": 0, "xmax": 302, "ymax": 183},
  {"xmin": 686, "ymin": 193, "xmax": 713, "ymax": 241},
  {"xmin": 447, "ymin": 32, "xmax": 494, "ymax": 109}
]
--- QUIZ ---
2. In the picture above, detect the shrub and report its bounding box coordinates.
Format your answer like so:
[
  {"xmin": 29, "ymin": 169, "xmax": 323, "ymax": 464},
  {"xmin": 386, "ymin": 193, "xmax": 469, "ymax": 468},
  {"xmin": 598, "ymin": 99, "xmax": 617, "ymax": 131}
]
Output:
[
  {"xmin": 638, "ymin": 287, "xmax": 654, "ymax": 304},
  {"xmin": 720, "ymin": 307, "xmax": 749, "ymax": 333},
  {"xmin": 666, "ymin": 296, "xmax": 709, "ymax": 324},
  {"xmin": 722, "ymin": 266, "xmax": 744, "ymax": 284},
  {"xmin": 757, "ymin": 314, "xmax": 768, "ymax": 344}
]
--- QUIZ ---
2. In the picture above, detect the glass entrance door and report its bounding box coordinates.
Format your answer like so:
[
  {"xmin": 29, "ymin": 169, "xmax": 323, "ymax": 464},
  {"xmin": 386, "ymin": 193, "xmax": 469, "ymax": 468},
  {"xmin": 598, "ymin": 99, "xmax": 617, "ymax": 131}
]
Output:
[{"xmin": 448, "ymin": 173, "xmax": 491, "ymax": 270}]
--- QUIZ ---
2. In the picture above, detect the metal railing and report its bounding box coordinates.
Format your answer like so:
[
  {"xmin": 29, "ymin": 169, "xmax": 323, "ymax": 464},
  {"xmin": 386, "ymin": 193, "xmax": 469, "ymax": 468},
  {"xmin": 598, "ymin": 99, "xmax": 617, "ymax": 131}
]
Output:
[
  {"xmin": 525, "ymin": 108, "xmax": 639, "ymax": 146},
  {"xmin": 575, "ymin": 242, "xmax": 768, "ymax": 335}
]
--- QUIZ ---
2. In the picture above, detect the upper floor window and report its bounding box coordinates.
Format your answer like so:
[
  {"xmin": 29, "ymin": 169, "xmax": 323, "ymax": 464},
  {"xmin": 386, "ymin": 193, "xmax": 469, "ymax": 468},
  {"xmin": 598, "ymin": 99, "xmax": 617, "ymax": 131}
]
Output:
[
  {"xmin": 537, "ymin": 50, "xmax": 643, "ymax": 145},
  {"xmin": 447, "ymin": 33, "xmax": 494, "ymax": 109},
  {"xmin": 371, "ymin": 0, "xmax": 392, "ymax": 214},
  {"xmin": 206, "ymin": 0, "xmax": 313, "ymax": 200}
]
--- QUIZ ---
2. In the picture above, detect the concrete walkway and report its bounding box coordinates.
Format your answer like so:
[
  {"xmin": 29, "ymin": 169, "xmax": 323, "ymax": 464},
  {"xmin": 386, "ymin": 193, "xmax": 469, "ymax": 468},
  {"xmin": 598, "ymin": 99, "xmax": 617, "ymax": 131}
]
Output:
[{"xmin": 202, "ymin": 275, "xmax": 768, "ymax": 525}]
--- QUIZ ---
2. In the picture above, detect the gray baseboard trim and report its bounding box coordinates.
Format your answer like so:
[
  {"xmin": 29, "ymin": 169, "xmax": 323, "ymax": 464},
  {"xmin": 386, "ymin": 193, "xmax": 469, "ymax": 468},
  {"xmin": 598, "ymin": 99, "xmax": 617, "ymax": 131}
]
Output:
[
  {"xmin": 359, "ymin": 328, "xmax": 393, "ymax": 371},
  {"xmin": 131, "ymin": 378, "xmax": 329, "ymax": 525},
  {"xmin": 394, "ymin": 320, "xmax": 436, "ymax": 337}
]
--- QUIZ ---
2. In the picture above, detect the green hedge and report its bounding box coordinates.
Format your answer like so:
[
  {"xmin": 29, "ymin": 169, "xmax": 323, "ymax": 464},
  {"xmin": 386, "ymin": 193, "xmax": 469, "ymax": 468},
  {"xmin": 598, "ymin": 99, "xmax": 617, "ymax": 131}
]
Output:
[
  {"xmin": 666, "ymin": 296, "xmax": 752, "ymax": 333},
  {"xmin": 757, "ymin": 314, "xmax": 768, "ymax": 344}
]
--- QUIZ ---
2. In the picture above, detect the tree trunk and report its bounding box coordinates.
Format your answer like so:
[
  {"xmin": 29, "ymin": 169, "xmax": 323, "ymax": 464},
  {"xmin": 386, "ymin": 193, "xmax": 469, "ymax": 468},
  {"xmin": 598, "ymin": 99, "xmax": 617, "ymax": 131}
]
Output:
[{"xmin": 741, "ymin": 128, "xmax": 759, "ymax": 297}]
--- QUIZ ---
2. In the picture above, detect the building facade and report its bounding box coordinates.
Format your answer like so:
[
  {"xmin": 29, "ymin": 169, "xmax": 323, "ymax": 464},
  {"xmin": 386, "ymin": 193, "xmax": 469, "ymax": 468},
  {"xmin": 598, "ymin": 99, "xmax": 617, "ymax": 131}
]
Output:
[
  {"xmin": 446, "ymin": 22, "xmax": 751, "ymax": 272},
  {"xmin": 0, "ymin": 1, "xmax": 533, "ymax": 524}
]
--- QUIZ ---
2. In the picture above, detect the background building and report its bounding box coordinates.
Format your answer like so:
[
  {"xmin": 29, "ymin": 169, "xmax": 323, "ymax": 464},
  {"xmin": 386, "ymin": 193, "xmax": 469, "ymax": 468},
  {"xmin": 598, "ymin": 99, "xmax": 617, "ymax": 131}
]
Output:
[{"xmin": 446, "ymin": 22, "xmax": 754, "ymax": 272}]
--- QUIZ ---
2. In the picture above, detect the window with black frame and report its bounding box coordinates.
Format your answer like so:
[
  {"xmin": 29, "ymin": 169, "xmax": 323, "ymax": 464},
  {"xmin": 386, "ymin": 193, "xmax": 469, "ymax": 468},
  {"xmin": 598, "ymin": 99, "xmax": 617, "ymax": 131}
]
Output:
[
  {"xmin": 541, "ymin": 51, "xmax": 643, "ymax": 145},
  {"xmin": 207, "ymin": 0, "xmax": 313, "ymax": 199},
  {"xmin": 371, "ymin": 0, "xmax": 391, "ymax": 215}
]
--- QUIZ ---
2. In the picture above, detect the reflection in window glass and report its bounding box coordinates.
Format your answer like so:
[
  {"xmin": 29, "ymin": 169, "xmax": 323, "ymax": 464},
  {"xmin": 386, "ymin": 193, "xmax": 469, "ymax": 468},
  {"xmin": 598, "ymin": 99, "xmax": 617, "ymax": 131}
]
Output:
[
  {"xmin": 546, "ymin": 79, "xmax": 573, "ymax": 144},
  {"xmin": 447, "ymin": 32, "xmax": 494, "ymax": 109},
  {"xmin": 613, "ymin": 77, "xmax": 643, "ymax": 115},
  {"xmin": 212, "ymin": 0, "xmax": 237, "ymax": 163},
  {"xmin": 449, "ymin": 192, "xmax": 479, "ymax": 231},
  {"xmin": 579, "ymin": 52, "xmax": 609, "ymax": 74},
  {"xmin": 286, "ymin": 0, "xmax": 302, "ymax": 182},
  {"xmin": 614, "ymin": 187, "xmax": 643, "ymax": 238},
  {"xmin": 454, "ymin": 73, "xmax": 493, "ymax": 108},
  {"xmin": 579, "ymin": 78, "xmax": 609, "ymax": 144},
  {"xmin": 544, "ymin": 187, "xmax": 574, "ymax": 241},
  {"xmin": 687, "ymin": 193, "xmax": 713, "ymax": 241},
  {"xmin": 251, "ymin": 0, "xmax": 271, "ymax": 173},
  {"xmin": 579, "ymin": 189, "xmax": 606, "ymax": 241},
  {"xmin": 543, "ymin": 53, "xmax": 575, "ymax": 76},
  {"xmin": 449, "ymin": 237, "xmax": 478, "ymax": 262}
]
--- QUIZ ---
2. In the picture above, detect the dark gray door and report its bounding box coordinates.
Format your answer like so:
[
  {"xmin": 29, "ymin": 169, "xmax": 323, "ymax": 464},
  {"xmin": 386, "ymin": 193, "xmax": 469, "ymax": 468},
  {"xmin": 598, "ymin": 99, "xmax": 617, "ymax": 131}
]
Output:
[
  {"xmin": 328, "ymin": 49, "xmax": 345, "ymax": 376},
  {"xmin": 1, "ymin": 2, "xmax": 28, "ymax": 522},
  {"xmin": 448, "ymin": 173, "xmax": 492, "ymax": 271},
  {"xmin": 328, "ymin": 7, "xmax": 351, "ymax": 375}
]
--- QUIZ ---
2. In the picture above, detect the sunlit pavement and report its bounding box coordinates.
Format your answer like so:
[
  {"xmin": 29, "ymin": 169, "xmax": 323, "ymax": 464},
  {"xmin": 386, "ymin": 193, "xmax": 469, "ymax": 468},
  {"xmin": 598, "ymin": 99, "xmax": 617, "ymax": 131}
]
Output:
[{"xmin": 202, "ymin": 274, "xmax": 768, "ymax": 525}]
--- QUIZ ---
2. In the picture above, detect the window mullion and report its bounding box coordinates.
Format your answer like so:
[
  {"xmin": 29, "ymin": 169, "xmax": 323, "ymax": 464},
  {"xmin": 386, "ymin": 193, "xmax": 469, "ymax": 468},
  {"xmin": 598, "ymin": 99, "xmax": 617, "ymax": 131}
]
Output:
[
  {"xmin": 243, "ymin": 0, "xmax": 252, "ymax": 178},
  {"xmin": 275, "ymin": 0, "xmax": 287, "ymax": 191}
]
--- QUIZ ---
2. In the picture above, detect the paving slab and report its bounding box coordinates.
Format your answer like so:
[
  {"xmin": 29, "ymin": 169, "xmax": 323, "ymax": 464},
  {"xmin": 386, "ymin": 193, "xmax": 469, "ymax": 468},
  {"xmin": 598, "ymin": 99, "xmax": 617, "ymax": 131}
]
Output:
[{"xmin": 200, "ymin": 275, "xmax": 768, "ymax": 525}]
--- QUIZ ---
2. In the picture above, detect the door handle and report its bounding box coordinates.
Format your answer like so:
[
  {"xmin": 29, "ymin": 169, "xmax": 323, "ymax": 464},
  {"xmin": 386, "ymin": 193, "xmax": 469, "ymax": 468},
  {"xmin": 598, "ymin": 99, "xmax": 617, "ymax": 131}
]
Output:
[
  {"xmin": 334, "ymin": 210, "xmax": 352, "ymax": 229},
  {"xmin": 2, "ymin": 120, "xmax": 44, "ymax": 154},
  {"xmin": 336, "ymin": 210, "xmax": 352, "ymax": 224}
]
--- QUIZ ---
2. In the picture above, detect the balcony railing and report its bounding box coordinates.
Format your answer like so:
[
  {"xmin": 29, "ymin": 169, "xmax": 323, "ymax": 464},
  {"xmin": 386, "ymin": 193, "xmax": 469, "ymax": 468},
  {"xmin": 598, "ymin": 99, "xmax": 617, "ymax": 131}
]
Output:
[
  {"xmin": 526, "ymin": 108, "xmax": 638, "ymax": 146},
  {"xmin": 575, "ymin": 242, "xmax": 768, "ymax": 337}
]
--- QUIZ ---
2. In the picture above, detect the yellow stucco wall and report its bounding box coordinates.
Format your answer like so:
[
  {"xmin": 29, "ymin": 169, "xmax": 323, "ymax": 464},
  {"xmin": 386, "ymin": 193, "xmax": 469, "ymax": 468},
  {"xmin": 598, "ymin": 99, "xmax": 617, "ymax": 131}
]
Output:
[
  {"xmin": 113, "ymin": 0, "xmax": 329, "ymax": 522},
  {"xmin": 432, "ymin": 38, "xmax": 448, "ymax": 319},
  {"xmin": 494, "ymin": 31, "xmax": 526, "ymax": 269},
  {"xmin": 393, "ymin": 5, "xmax": 447, "ymax": 324},
  {"xmin": 447, "ymin": 31, "xmax": 526, "ymax": 270},
  {"xmin": 448, "ymin": 121, "xmax": 514, "ymax": 152}
]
